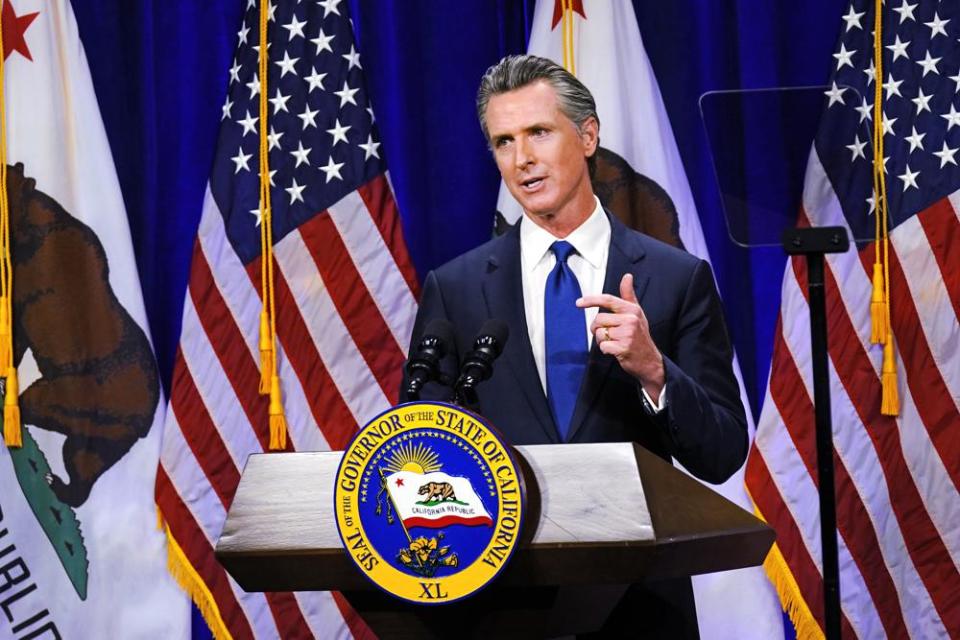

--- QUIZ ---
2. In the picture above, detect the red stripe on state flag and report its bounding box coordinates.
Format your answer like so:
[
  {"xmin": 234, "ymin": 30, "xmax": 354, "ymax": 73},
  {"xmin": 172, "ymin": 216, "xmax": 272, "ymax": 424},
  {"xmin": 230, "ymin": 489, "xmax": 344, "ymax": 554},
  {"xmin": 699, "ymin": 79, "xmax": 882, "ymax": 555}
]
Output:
[
  {"xmin": 357, "ymin": 174, "xmax": 420, "ymax": 297},
  {"xmin": 768, "ymin": 324, "xmax": 911, "ymax": 638},
  {"xmin": 745, "ymin": 447, "xmax": 858, "ymax": 638},
  {"xmin": 246, "ymin": 256, "xmax": 362, "ymax": 450},
  {"xmin": 156, "ymin": 466, "xmax": 256, "ymax": 640},
  {"xmin": 792, "ymin": 245, "xmax": 960, "ymax": 629},
  {"xmin": 188, "ymin": 242, "xmax": 275, "ymax": 452},
  {"xmin": 923, "ymin": 199, "xmax": 960, "ymax": 318},
  {"xmin": 170, "ymin": 353, "xmax": 242, "ymax": 508},
  {"xmin": 298, "ymin": 210, "xmax": 405, "ymax": 401}
]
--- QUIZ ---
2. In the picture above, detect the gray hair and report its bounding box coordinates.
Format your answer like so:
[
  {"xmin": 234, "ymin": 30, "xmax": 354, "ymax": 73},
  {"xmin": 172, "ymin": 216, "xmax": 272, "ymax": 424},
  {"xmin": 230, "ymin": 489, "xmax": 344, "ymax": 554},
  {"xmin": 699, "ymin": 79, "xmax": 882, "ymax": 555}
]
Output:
[{"xmin": 476, "ymin": 54, "xmax": 599, "ymax": 142}]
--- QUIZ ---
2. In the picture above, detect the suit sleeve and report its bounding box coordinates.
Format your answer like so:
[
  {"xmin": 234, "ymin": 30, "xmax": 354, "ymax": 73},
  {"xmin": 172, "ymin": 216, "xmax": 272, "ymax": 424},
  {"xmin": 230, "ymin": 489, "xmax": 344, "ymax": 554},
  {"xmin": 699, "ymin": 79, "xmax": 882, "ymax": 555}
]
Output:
[
  {"xmin": 657, "ymin": 259, "xmax": 748, "ymax": 484},
  {"xmin": 399, "ymin": 270, "xmax": 461, "ymax": 403}
]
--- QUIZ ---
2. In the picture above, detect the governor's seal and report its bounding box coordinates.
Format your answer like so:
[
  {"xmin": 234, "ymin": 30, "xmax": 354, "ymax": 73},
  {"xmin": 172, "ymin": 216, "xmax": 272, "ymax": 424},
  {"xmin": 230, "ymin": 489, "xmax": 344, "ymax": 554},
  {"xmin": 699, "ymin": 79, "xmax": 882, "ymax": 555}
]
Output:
[{"xmin": 334, "ymin": 401, "xmax": 525, "ymax": 604}]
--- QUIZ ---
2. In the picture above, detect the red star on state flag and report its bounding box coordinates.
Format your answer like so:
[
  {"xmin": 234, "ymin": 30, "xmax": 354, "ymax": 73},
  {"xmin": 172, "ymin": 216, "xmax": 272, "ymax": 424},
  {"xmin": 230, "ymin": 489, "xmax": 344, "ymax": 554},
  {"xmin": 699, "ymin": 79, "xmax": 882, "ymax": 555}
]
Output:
[
  {"xmin": 2, "ymin": 1, "xmax": 39, "ymax": 62},
  {"xmin": 395, "ymin": 478, "xmax": 404, "ymax": 487}
]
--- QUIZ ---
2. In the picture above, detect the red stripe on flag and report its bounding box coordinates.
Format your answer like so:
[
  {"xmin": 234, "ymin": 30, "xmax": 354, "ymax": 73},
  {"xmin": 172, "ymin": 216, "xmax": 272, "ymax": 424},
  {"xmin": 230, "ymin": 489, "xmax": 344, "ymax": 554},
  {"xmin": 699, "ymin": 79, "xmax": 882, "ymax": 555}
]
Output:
[
  {"xmin": 246, "ymin": 257, "xmax": 361, "ymax": 450},
  {"xmin": 921, "ymin": 200, "xmax": 960, "ymax": 318},
  {"xmin": 872, "ymin": 243, "xmax": 960, "ymax": 494},
  {"xmin": 170, "ymin": 353, "xmax": 241, "ymax": 509},
  {"xmin": 298, "ymin": 212, "xmax": 405, "ymax": 402},
  {"xmin": 357, "ymin": 174, "xmax": 420, "ymax": 297},
  {"xmin": 768, "ymin": 322, "xmax": 910, "ymax": 638},
  {"xmin": 745, "ymin": 447, "xmax": 857, "ymax": 638},
  {"xmin": 331, "ymin": 591, "xmax": 377, "ymax": 640},
  {"xmin": 156, "ymin": 466, "xmax": 255, "ymax": 640},
  {"xmin": 793, "ymin": 246, "xmax": 960, "ymax": 629},
  {"xmin": 189, "ymin": 243, "xmax": 274, "ymax": 452},
  {"xmin": 262, "ymin": 591, "xmax": 314, "ymax": 640}
]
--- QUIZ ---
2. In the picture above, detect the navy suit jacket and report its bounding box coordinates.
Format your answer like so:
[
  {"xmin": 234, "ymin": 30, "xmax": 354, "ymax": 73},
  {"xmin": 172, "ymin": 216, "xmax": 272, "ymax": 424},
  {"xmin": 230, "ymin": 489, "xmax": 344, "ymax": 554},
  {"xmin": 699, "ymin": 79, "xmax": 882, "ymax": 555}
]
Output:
[{"xmin": 404, "ymin": 212, "xmax": 747, "ymax": 485}]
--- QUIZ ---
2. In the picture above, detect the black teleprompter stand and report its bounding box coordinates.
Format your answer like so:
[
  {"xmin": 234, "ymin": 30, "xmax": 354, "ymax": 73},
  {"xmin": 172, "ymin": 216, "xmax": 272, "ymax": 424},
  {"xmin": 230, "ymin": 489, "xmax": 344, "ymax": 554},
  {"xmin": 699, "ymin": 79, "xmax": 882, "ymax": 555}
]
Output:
[{"xmin": 781, "ymin": 226, "xmax": 850, "ymax": 640}]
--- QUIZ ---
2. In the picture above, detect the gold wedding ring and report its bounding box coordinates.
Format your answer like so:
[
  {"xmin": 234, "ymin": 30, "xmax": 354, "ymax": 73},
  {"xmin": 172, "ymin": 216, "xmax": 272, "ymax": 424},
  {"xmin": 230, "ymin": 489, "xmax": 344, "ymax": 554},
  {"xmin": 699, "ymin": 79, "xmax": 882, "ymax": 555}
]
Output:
[{"xmin": 602, "ymin": 327, "xmax": 611, "ymax": 342}]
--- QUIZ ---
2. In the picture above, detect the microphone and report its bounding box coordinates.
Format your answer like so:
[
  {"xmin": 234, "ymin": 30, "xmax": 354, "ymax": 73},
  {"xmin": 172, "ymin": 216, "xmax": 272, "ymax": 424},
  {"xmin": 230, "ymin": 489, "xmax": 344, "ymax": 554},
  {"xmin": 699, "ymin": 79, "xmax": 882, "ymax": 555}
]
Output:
[
  {"xmin": 404, "ymin": 318, "xmax": 455, "ymax": 400},
  {"xmin": 454, "ymin": 319, "xmax": 509, "ymax": 407}
]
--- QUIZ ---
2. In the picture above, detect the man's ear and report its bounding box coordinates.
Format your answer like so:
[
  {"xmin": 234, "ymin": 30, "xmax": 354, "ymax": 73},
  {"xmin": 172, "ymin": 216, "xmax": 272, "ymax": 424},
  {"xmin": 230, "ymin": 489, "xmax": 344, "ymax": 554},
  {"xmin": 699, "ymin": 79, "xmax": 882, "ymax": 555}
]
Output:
[{"xmin": 580, "ymin": 116, "xmax": 599, "ymax": 157}]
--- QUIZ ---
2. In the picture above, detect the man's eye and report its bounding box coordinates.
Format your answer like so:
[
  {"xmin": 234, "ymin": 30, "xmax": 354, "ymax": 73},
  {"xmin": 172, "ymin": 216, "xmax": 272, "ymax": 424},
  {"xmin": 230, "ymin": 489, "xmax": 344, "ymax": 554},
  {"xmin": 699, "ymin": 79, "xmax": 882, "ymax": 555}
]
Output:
[
  {"xmin": 532, "ymin": 128, "xmax": 547, "ymax": 137},
  {"xmin": 494, "ymin": 138, "xmax": 511, "ymax": 148}
]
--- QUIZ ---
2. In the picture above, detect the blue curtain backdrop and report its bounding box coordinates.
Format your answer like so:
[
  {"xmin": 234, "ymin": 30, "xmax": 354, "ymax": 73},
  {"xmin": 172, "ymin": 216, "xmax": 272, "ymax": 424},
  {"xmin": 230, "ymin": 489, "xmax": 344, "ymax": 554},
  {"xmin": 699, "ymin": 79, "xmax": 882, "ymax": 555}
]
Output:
[{"xmin": 70, "ymin": 0, "xmax": 845, "ymax": 636}]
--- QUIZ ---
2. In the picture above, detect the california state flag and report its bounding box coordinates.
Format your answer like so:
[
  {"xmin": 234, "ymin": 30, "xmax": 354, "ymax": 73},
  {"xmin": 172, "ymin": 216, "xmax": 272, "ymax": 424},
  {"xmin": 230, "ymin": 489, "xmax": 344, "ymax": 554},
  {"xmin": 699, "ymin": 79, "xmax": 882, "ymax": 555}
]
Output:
[
  {"xmin": 0, "ymin": 0, "xmax": 189, "ymax": 637},
  {"xmin": 497, "ymin": 1, "xmax": 783, "ymax": 637},
  {"xmin": 386, "ymin": 471, "xmax": 494, "ymax": 529}
]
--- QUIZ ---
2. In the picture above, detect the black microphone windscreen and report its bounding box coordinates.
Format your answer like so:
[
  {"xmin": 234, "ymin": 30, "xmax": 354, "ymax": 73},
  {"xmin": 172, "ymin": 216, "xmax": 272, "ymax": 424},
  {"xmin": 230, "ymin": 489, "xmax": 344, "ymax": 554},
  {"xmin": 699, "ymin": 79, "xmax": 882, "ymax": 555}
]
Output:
[
  {"xmin": 423, "ymin": 318, "xmax": 455, "ymax": 345},
  {"xmin": 478, "ymin": 318, "xmax": 509, "ymax": 348}
]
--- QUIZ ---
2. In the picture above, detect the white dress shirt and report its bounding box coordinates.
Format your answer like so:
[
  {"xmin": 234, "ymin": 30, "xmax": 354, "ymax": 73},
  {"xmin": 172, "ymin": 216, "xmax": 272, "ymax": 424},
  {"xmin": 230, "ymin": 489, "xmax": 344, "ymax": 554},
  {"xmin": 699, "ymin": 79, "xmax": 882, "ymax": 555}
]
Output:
[
  {"xmin": 518, "ymin": 198, "xmax": 666, "ymax": 412},
  {"xmin": 519, "ymin": 197, "xmax": 609, "ymax": 393}
]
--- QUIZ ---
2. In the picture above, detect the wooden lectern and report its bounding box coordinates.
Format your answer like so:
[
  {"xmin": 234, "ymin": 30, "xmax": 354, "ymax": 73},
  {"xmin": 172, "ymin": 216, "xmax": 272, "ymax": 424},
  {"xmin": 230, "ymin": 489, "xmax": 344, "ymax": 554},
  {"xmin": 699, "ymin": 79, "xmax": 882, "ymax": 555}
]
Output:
[{"xmin": 216, "ymin": 442, "xmax": 774, "ymax": 638}]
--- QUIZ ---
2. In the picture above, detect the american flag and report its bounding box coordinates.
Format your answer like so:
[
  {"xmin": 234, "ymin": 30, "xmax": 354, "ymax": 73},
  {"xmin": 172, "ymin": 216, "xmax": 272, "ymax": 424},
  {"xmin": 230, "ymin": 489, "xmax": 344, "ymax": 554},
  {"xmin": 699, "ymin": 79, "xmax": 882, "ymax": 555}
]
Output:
[
  {"xmin": 745, "ymin": 1, "xmax": 960, "ymax": 638},
  {"xmin": 155, "ymin": 0, "xmax": 418, "ymax": 637}
]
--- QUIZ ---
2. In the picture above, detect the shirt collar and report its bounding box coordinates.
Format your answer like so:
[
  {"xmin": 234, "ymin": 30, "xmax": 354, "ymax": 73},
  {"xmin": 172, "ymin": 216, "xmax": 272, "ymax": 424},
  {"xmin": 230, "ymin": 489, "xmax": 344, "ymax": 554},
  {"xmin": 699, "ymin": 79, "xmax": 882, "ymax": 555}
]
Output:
[{"xmin": 519, "ymin": 196, "xmax": 609, "ymax": 272}]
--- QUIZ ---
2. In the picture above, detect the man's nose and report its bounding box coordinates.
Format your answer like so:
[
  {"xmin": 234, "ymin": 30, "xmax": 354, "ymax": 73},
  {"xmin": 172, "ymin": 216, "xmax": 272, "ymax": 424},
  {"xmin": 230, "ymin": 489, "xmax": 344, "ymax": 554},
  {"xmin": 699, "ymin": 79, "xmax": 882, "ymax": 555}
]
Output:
[{"xmin": 514, "ymin": 137, "xmax": 534, "ymax": 169}]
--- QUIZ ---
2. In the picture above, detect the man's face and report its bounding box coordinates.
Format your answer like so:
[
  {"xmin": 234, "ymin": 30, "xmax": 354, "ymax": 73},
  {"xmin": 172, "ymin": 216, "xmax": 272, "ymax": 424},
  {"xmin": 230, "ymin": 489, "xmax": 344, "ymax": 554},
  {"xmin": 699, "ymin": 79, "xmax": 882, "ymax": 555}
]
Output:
[{"xmin": 485, "ymin": 80, "xmax": 598, "ymax": 230}]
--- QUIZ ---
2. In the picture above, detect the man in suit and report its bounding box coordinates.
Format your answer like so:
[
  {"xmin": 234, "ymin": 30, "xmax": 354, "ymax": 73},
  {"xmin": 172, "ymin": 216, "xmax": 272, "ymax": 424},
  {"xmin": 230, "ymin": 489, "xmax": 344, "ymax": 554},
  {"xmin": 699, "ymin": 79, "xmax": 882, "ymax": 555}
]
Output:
[{"xmin": 402, "ymin": 55, "xmax": 747, "ymax": 637}]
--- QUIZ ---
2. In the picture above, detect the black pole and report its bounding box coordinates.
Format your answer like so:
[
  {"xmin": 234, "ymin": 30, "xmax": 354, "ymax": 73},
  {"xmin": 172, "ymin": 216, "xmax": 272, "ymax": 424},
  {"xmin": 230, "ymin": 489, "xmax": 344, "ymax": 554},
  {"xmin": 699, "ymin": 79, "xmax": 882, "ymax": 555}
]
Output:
[{"xmin": 782, "ymin": 226, "xmax": 848, "ymax": 640}]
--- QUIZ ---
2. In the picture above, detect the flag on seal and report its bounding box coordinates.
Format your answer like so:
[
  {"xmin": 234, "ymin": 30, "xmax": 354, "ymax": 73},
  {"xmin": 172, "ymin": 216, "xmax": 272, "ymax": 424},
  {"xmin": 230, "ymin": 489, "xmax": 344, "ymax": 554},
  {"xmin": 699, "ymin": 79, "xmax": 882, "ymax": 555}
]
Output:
[{"xmin": 385, "ymin": 471, "xmax": 494, "ymax": 529}]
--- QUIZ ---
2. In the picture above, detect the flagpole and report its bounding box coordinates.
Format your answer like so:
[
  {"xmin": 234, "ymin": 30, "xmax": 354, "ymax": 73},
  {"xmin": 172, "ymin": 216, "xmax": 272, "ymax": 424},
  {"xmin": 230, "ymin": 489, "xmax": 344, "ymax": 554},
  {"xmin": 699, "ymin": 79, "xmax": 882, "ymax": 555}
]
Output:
[
  {"xmin": 782, "ymin": 226, "xmax": 848, "ymax": 640},
  {"xmin": 379, "ymin": 467, "xmax": 413, "ymax": 543}
]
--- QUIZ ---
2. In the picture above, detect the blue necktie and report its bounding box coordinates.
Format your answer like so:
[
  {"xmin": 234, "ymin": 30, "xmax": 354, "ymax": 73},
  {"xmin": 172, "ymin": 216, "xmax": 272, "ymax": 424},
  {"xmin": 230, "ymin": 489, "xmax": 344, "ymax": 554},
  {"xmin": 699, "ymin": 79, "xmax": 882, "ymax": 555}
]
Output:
[{"xmin": 544, "ymin": 240, "xmax": 588, "ymax": 440}]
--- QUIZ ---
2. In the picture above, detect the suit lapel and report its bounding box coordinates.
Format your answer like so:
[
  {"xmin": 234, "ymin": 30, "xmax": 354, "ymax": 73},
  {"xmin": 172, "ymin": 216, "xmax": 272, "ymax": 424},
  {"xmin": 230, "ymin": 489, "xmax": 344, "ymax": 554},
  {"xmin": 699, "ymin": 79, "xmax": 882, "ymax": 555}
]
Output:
[
  {"xmin": 481, "ymin": 225, "xmax": 559, "ymax": 443},
  {"xmin": 566, "ymin": 214, "xmax": 649, "ymax": 442}
]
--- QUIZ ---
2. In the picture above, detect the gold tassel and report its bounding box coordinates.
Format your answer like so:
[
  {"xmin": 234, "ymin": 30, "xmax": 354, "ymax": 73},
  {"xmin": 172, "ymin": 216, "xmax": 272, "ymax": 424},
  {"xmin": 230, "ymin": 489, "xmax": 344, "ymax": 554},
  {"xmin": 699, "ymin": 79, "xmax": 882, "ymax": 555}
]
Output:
[
  {"xmin": 869, "ymin": 264, "xmax": 887, "ymax": 344},
  {"xmin": 268, "ymin": 374, "xmax": 287, "ymax": 450},
  {"xmin": 0, "ymin": 300, "xmax": 9, "ymax": 369},
  {"xmin": 258, "ymin": 310, "xmax": 272, "ymax": 395},
  {"xmin": 881, "ymin": 339, "xmax": 899, "ymax": 416},
  {"xmin": 4, "ymin": 367, "xmax": 20, "ymax": 447}
]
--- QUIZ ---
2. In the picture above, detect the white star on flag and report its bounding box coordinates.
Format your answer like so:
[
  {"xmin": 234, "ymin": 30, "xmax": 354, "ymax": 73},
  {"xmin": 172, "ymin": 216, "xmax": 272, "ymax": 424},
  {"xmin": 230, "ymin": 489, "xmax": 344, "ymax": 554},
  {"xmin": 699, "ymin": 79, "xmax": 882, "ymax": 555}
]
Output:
[
  {"xmin": 283, "ymin": 15, "xmax": 306, "ymax": 39},
  {"xmin": 319, "ymin": 156, "xmax": 344, "ymax": 182},
  {"xmin": 290, "ymin": 141, "xmax": 311, "ymax": 167},
  {"xmin": 238, "ymin": 110, "xmax": 258, "ymax": 136},
  {"xmin": 305, "ymin": 67, "xmax": 326, "ymax": 92},
  {"xmin": 334, "ymin": 81, "xmax": 359, "ymax": 107},
  {"xmin": 275, "ymin": 51, "xmax": 299, "ymax": 77},
  {"xmin": 231, "ymin": 148, "xmax": 252, "ymax": 173},
  {"xmin": 298, "ymin": 104, "xmax": 319, "ymax": 128},
  {"xmin": 326, "ymin": 118, "xmax": 351, "ymax": 145},
  {"xmin": 359, "ymin": 134, "xmax": 380, "ymax": 160},
  {"xmin": 834, "ymin": 43, "xmax": 855, "ymax": 69},
  {"xmin": 904, "ymin": 126, "xmax": 925, "ymax": 152},
  {"xmin": 933, "ymin": 141, "xmax": 958, "ymax": 167},
  {"xmin": 842, "ymin": 6, "xmax": 865, "ymax": 31},
  {"xmin": 886, "ymin": 35, "xmax": 910, "ymax": 60},
  {"xmin": 825, "ymin": 82, "xmax": 846, "ymax": 106},
  {"xmin": 285, "ymin": 178, "xmax": 306, "ymax": 204},
  {"xmin": 892, "ymin": 0, "xmax": 918, "ymax": 23},
  {"xmin": 846, "ymin": 135, "xmax": 867, "ymax": 160},
  {"xmin": 311, "ymin": 28, "xmax": 334, "ymax": 53},
  {"xmin": 269, "ymin": 88, "xmax": 291, "ymax": 114},
  {"xmin": 342, "ymin": 45, "xmax": 362, "ymax": 70},
  {"xmin": 898, "ymin": 164, "xmax": 919, "ymax": 190}
]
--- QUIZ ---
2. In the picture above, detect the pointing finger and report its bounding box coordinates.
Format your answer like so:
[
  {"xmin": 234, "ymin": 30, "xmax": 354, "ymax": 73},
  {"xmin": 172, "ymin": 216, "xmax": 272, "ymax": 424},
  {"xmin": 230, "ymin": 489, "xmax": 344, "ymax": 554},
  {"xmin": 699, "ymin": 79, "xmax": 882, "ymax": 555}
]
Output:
[{"xmin": 576, "ymin": 293, "xmax": 635, "ymax": 313}]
